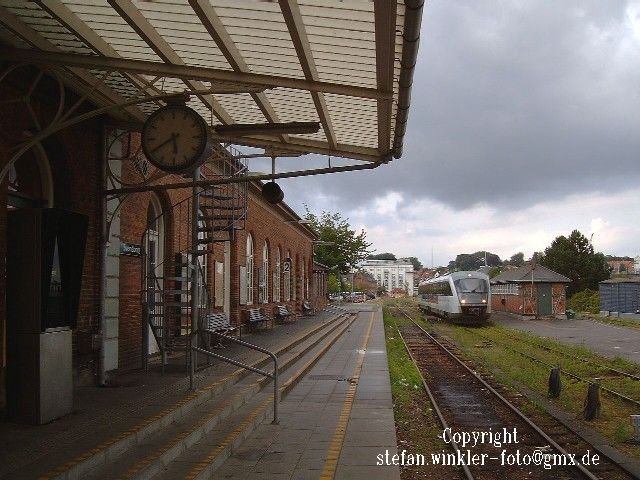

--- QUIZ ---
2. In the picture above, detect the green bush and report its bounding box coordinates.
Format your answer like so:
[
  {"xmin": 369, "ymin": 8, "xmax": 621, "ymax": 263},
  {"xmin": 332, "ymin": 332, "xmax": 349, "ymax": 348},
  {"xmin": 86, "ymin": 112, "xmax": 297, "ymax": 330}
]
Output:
[{"xmin": 567, "ymin": 288, "xmax": 600, "ymax": 313}]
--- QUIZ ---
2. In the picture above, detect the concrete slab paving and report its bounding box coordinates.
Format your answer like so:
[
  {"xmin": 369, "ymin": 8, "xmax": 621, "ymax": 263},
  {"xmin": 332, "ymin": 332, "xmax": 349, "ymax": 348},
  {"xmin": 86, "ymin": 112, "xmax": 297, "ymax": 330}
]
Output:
[
  {"xmin": 212, "ymin": 303, "xmax": 400, "ymax": 480},
  {"xmin": 492, "ymin": 311, "xmax": 640, "ymax": 363}
]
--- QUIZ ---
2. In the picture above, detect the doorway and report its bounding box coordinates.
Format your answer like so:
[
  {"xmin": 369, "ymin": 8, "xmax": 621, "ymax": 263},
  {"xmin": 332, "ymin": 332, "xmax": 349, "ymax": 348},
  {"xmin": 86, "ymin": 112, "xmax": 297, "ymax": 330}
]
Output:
[{"xmin": 537, "ymin": 283, "xmax": 552, "ymax": 316}]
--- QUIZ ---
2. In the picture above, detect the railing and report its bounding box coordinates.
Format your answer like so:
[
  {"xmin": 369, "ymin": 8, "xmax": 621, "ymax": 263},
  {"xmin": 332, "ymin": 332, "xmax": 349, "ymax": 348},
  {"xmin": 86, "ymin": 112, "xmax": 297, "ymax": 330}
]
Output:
[{"xmin": 193, "ymin": 333, "xmax": 280, "ymax": 424}]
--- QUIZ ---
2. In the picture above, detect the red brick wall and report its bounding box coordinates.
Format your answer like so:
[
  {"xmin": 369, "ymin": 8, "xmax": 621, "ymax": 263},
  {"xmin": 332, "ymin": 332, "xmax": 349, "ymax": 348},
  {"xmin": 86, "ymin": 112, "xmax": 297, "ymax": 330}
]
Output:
[
  {"xmin": 491, "ymin": 292, "xmax": 524, "ymax": 314},
  {"xmin": 0, "ymin": 72, "xmax": 103, "ymax": 389},
  {"xmin": 116, "ymin": 135, "xmax": 327, "ymax": 368},
  {"xmin": 233, "ymin": 189, "xmax": 322, "ymax": 326},
  {"xmin": 491, "ymin": 283, "xmax": 567, "ymax": 316},
  {"xmin": 118, "ymin": 133, "xmax": 195, "ymax": 368}
]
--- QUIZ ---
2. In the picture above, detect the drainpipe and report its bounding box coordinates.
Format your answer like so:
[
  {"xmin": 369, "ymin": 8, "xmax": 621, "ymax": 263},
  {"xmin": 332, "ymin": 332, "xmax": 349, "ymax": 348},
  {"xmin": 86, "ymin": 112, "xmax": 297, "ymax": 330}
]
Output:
[
  {"xmin": 189, "ymin": 166, "xmax": 200, "ymax": 390},
  {"xmin": 393, "ymin": 0, "xmax": 424, "ymax": 159}
]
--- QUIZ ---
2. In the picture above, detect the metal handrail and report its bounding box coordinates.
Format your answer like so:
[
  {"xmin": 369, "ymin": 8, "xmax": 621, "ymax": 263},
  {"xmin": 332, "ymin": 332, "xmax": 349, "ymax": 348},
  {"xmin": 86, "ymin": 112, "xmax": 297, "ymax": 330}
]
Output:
[{"xmin": 193, "ymin": 332, "xmax": 279, "ymax": 424}]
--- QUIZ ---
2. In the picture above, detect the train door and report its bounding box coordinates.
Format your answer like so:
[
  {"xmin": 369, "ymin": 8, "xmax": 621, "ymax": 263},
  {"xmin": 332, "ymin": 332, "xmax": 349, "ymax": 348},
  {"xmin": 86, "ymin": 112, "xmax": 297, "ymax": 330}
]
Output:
[{"xmin": 537, "ymin": 283, "xmax": 552, "ymax": 316}]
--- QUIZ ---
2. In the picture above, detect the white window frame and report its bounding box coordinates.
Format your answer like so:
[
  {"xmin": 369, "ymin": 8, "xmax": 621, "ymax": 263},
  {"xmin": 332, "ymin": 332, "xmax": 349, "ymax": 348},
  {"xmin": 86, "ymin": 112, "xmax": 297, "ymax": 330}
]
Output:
[
  {"xmin": 274, "ymin": 248, "xmax": 281, "ymax": 302},
  {"xmin": 284, "ymin": 250, "xmax": 291, "ymax": 301},
  {"xmin": 246, "ymin": 234, "xmax": 254, "ymax": 305},
  {"xmin": 301, "ymin": 259, "xmax": 306, "ymax": 300},
  {"xmin": 491, "ymin": 283, "xmax": 519, "ymax": 295},
  {"xmin": 260, "ymin": 241, "xmax": 269, "ymax": 303}
]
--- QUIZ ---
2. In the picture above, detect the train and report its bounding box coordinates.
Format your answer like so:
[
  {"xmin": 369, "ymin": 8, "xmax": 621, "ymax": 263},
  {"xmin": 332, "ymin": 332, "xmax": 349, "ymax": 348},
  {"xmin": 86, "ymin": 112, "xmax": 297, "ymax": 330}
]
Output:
[{"xmin": 417, "ymin": 271, "xmax": 491, "ymax": 323}]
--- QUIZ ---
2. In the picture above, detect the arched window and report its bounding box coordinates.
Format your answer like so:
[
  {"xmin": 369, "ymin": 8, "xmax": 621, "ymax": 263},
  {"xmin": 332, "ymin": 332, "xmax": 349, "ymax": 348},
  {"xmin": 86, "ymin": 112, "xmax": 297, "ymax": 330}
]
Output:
[
  {"xmin": 246, "ymin": 234, "xmax": 254, "ymax": 304},
  {"xmin": 260, "ymin": 241, "xmax": 269, "ymax": 303},
  {"xmin": 305, "ymin": 259, "xmax": 310, "ymax": 300},
  {"xmin": 301, "ymin": 258, "xmax": 306, "ymax": 300},
  {"xmin": 284, "ymin": 250, "xmax": 291, "ymax": 301},
  {"xmin": 292, "ymin": 256, "xmax": 297, "ymax": 301},
  {"xmin": 274, "ymin": 248, "xmax": 281, "ymax": 302}
]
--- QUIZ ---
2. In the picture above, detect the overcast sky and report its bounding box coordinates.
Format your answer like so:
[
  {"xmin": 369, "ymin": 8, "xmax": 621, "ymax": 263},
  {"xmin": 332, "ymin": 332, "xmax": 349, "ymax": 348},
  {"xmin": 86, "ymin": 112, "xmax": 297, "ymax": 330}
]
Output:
[{"xmin": 265, "ymin": 1, "xmax": 640, "ymax": 267}]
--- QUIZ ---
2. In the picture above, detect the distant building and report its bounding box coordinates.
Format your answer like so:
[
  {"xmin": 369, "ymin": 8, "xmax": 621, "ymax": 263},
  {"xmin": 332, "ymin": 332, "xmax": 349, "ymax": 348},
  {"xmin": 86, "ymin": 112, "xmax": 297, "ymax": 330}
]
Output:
[
  {"xmin": 607, "ymin": 259, "xmax": 635, "ymax": 274},
  {"xmin": 359, "ymin": 259, "xmax": 414, "ymax": 296},
  {"xmin": 490, "ymin": 264, "xmax": 570, "ymax": 317},
  {"xmin": 635, "ymin": 256, "xmax": 640, "ymax": 274},
  {"xmin": 599, "ymin": 276, "xmax": 640, "ymax": 316}
]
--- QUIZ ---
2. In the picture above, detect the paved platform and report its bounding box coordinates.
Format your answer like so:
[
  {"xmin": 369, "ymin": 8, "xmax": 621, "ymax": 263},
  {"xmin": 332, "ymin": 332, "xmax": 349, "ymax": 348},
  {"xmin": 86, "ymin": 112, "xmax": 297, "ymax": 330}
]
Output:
[
  {"xmin": 212, "ymin": 303, "xmax": 400, "ymax": 480},
  {"xmin": 0, "ymin": 308, "xmax": 354, "ymax": 479},
  {"xmin": 0, "ymin": 304, "xmax": 400, "ymax": 480},
  {"xmin": 492, "ymin": 312, "xmax": 640, "ymax": 364}
]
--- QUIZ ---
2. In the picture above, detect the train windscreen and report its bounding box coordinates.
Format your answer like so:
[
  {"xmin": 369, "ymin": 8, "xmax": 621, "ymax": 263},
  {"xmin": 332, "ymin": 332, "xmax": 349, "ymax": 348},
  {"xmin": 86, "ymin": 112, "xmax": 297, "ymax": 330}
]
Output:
[{"xmin": 454, "ymin": 278, "xmax": 488, "ymax": 294}]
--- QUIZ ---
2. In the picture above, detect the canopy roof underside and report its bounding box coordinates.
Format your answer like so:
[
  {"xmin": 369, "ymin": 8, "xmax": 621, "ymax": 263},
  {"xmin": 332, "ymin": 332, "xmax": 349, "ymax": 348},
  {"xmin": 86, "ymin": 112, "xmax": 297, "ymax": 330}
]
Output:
[{"xmin": 0, "ymin": 0, "xmax": 421, "ymax": 163}]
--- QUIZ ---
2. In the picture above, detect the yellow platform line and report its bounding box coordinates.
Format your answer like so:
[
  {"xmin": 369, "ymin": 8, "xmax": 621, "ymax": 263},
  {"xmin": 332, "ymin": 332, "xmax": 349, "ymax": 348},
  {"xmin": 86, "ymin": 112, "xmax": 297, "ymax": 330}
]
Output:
[
  {"xmin": 320, "ymin": 312, "xmax": 375, "ymax": 480},
  {"xmin": 182, "ymin": 315, "xmax": 358, "ymax": 480},
  {"xmin": 37, "ymin": 316, "xmax": 346, "ymax": 480}
]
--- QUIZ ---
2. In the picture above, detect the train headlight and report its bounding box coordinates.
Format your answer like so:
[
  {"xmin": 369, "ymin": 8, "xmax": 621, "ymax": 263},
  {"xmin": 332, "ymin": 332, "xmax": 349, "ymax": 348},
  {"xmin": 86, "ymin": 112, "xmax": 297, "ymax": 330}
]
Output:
[
  {"xmin": 482, "ymin": 299, "xmax": 487, "ymax": 303},
  {"xmin": 461, "ymin": 299, "xmax": 466, "ymax": 304}
]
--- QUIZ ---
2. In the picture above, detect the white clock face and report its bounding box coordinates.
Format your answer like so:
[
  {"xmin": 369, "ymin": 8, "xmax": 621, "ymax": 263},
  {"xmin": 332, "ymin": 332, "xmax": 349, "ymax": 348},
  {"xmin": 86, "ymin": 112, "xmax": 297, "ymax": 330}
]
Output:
[{"xmin": 142, "ymin": 105, "xmax": 208, "ymax": 173}]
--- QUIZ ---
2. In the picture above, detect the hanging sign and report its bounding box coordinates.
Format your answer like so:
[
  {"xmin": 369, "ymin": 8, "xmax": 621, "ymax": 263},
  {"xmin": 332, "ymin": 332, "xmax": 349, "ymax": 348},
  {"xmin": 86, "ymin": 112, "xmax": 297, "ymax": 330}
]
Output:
[
  {"xmin": 283, "ymin": 258, "xmax": 292, "ymax": 272},
  {"xmin": 120, "ymin": 241, "xmax": 142, "ymax": 257}
]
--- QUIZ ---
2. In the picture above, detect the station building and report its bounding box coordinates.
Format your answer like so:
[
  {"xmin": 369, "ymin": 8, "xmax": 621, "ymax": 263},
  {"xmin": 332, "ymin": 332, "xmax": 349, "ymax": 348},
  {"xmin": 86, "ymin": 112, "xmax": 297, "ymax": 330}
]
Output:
[
  {"xmin": 490, "ymin": 264, "xmax": 570, "ymax": 317},
  {"xmin": 0, "ymin": 85, "xmax": 326, "ymax": 418},
  {"xmin": 0, "ymin": 1, "xmax": 419, "ymax": 425}
]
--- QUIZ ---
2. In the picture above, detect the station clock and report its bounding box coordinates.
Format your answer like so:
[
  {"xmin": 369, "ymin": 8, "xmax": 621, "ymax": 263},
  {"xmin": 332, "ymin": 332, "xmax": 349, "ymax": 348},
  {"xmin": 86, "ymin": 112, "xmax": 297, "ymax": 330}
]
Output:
[{"xmin": 141, "ymin": 103, "xmax": 209, "ymax": 173}]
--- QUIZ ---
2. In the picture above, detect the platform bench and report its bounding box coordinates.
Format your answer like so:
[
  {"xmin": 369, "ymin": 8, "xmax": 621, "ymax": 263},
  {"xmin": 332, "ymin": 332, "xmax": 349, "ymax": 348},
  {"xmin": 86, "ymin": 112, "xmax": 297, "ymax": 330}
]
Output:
[
  {"xmin": 200, "ymin": 312, "xmax": 237, "ymax": 347},
  {"xmin": 245, "ymin": 307, "xmax": 273, "ymax": 331},
  {"xmin": 302, "ymin": 301, "xmax": 315, "ymax": 316},
  {"xmin": 274, "ymin": 305, "xmax": 297, "ymax": 323}
]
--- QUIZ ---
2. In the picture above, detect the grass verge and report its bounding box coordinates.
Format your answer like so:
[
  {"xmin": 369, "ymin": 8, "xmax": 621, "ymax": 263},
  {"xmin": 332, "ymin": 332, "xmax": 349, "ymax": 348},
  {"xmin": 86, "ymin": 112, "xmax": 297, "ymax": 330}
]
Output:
[
  {"xmin": 382, "ymin": 300, "xmax": 453, "ymax": 479},
  {"xmin": 428, "ymin": 317, "xmax": 640, "ymax": 458}
]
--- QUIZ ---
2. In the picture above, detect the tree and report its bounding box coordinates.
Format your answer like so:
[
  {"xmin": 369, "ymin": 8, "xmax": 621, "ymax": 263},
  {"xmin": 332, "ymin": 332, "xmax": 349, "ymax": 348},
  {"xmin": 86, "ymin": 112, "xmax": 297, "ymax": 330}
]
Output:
[
  {"xmin": 327, "ymin": 273, "xmax": 341, "ymax": 294},
  {"xmin": 368, "ymin": 252, "xmax": 396, "ymax": 260},
  {"xmin": 452, "ymin": 251, "xmax": 502, "ymax": 271},
  {"xmin": 540, "ymin": 230, "xmax": 611, "ymax": 296},
  {"xmin": 404, "ymin": 256, "xmax": 423, "ymax": 271},
  {"xmin": 353, "ymin": 270, "xmax": 377, "ymax": 292},
  {"xmin": 508, "ymin": 252, "xmax": 525, "ymax": 266},
  {"xmin": 304, "ymin": 208, "xmax": 372, "ymax": 273}
]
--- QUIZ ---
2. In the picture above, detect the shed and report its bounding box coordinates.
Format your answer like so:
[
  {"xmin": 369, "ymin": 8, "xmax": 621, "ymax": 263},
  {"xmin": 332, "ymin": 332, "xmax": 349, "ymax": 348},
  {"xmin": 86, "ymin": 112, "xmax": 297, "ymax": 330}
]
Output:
[
  {"xmin": 491, "ymin": 264, "xmax": 571, "ymax": 317},
  {"xmin": 599, "ymin": 277, "xmax": 640, "ymax": 315}
]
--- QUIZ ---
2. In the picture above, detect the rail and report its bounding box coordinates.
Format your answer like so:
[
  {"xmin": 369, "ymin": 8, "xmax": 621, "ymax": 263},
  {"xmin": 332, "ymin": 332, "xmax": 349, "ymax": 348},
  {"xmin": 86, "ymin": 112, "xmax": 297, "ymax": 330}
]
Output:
[
  {"xmin": 462, "ymin": 327, "xmax": 640, "ymax": 408},
  {"xmin": 391, "ymin": 305, "xmax": 600, "ymax": 480},
  {"xmin": 193, "ymin": 333, "xmax": 279, "ymax": 424}
]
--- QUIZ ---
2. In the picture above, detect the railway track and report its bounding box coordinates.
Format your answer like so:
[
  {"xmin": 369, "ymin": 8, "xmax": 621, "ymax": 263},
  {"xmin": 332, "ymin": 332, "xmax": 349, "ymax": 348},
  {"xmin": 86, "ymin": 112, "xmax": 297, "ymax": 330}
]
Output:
[
  {"xmin": 487, "ymin": 328, "xmax": 640, "ymax": 381},
  {"xmin": 389, "ymin": 305, "xmax": 634, "ymax": 480},
  {"xmin": 459, "ymin": 326, "xmax": 640, "ymax": 408}
]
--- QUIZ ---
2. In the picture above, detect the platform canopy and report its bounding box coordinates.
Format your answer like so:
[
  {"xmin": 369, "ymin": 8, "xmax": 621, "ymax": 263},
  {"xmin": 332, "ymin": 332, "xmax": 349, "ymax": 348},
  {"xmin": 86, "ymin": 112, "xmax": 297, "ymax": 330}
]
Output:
[{"xmin": 0, "ymin": 1, "xmax": 422, "ymax": 164}]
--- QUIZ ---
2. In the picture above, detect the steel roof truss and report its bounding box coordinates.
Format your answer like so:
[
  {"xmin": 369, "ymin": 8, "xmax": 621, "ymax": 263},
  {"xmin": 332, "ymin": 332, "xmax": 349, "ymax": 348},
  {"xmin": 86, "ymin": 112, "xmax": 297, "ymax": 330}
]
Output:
[
  {"xmin": 374, "ymin": 0, "xmax": 396, "ymax": 155},
  {"xmin": 279, "ymin": 0, "xmax": 336, "ymax": 150},
  {"xmin": 188, "ymin": 0, "xmax": 288, "ymax": 142},
  {"xmin": 107, "ymin": 0, "xmax": 234, "ymax": 125}
]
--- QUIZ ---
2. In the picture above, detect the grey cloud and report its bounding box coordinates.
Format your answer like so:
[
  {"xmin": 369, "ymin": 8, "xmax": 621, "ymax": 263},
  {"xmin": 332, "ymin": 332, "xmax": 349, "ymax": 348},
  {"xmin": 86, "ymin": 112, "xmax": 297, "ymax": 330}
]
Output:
[{"xmin": 280, "ymin": 0, "xmax": 640, "ymax": 214}]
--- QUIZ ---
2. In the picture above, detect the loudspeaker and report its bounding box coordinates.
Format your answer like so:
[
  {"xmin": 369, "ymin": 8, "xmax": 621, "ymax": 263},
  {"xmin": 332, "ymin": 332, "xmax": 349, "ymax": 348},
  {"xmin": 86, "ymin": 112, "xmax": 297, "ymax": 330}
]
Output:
[{"xmin": 262, "ymin": 182, "xmax": 284, "ymax": 204}]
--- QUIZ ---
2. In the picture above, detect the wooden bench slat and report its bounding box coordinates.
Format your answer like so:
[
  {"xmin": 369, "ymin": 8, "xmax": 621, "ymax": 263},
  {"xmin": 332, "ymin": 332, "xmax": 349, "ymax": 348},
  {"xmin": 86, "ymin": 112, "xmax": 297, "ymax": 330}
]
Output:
[
  {"xmin": 245, "ymin": 307, "xmax": 273, "ymax": 330},
  {"xmin": 274, "ymin": 305, "xmax": 296, "ymax": 323}
]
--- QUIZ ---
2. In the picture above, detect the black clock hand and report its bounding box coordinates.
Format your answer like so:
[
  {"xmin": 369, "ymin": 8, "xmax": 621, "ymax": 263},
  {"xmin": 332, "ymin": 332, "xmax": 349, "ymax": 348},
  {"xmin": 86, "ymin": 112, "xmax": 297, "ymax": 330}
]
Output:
[
  {"xmin": 171, "ymin": 133, "xmax": 180, "ymax": 154},
  {"xmin": 150, "ymin": 133, "xmax": 179, "ymax": 153}
]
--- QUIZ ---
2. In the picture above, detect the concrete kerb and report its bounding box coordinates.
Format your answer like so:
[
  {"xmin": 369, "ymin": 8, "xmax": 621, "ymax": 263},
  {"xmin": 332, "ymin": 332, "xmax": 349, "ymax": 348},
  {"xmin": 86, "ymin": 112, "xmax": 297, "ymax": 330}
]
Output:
[
  {"xmin": 49, "ymin": 311, "xmax": 348, "ymax": 480},
  {"xmin": 188, "ymin": 314, "xmax": 359, "ymax": 480},
  {"xmin": 109, "ymin": 315, "xmax": 357, "ymax": 480}
]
